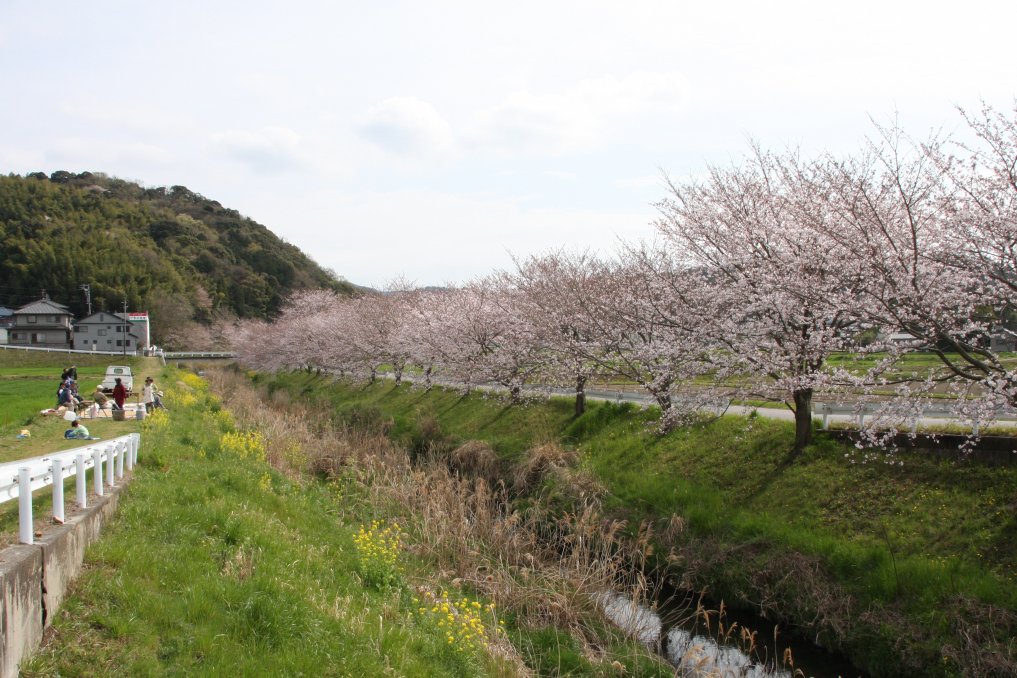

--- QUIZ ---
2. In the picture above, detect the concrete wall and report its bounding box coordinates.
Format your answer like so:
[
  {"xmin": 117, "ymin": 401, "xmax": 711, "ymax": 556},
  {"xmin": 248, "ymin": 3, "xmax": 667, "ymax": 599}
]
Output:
[{"xmin": 0, "ymin": 487, "xmax": 124, "ymax": 677}]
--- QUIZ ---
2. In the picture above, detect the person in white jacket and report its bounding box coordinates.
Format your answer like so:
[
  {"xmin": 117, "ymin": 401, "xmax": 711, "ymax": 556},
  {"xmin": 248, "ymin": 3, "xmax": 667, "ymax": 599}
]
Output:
[{"xmin": 142, "ymin": 377, "xmax": 156, "ymax": 414}]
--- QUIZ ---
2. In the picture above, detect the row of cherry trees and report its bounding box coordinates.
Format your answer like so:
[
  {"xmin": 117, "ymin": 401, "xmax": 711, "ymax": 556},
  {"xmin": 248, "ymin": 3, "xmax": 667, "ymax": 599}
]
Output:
[{"xmin": 231, "ymin": 104, "xmax": 1017, "ymax": 452}]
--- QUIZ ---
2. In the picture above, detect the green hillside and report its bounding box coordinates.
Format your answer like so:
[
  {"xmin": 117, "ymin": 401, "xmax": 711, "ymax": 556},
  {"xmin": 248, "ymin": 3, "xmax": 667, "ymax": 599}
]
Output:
[{"xmin": 0, "ymin": 171, "xmax": 352, "ymax": 344}]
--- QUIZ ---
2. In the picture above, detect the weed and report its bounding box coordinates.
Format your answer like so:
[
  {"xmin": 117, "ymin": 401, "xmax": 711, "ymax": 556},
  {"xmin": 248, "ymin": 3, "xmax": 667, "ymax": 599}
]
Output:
[
  {"xmin": 219, "ymin": 430, "xmax": 267, "ymax": 462},
  {"xmin": 413, "ymin": 588, "xmax": 503, "ymax": 654},
  {"xmin": 353, "ymin": 519, "xmax": 404, "ymax": 589}
]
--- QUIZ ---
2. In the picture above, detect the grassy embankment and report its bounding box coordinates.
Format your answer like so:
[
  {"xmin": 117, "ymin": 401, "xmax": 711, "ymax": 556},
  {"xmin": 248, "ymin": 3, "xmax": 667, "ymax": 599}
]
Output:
[
  {"xmin": 2, "ymin": 354, "xmax": 670, "ymax": 677},
  {"xmin": 257, "ymin": 370, "xmax": 1017, "ymax": 677}
]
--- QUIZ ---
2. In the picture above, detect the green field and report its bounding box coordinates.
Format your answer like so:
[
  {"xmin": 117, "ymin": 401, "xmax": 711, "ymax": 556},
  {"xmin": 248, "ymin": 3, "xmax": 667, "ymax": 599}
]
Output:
[{"xmin": 0, "ymin": 352, "xmax": 151, "ymax": 462}]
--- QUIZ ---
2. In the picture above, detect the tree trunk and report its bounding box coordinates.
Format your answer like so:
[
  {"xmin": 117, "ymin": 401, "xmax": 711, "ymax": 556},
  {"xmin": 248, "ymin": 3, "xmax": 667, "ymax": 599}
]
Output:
[
  {"xmin": 394, "ymin": 364, "xmax": 404, "ymax": 385},
  {"xmin": 655, "ymin": 393, "xmax": 672, "ymax": 412},
  {"xmin": 792, "ymin": 387, "xmax": 813, "ymax": 454},
  {"xmin": 424, "ymin": 364, "xmax": 433, "ymax": 392},
  {"xmin": 575, "ymin": 374, "xmax": 587, "ymax": 417},
  {"xmin": 369, "ymin": 367, "xmax": 377, "ymax": 383},
  {"xmin": 509, "ymin": 385, "xmax": 522, "ymax": 404}
]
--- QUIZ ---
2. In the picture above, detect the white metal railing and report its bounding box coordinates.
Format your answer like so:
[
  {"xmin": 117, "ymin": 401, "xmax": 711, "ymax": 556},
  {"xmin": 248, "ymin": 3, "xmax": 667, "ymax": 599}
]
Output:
[
  {"xmin": 0, "ymin": 344, "xmax": 139, "ymax": 356},
  {"xmin": 0, "ymin": 433, "xmax": 140, "ymax": 544},
  {"xmin": 163, "ymin": 351, "xmax": 234, "ymax": 359}
]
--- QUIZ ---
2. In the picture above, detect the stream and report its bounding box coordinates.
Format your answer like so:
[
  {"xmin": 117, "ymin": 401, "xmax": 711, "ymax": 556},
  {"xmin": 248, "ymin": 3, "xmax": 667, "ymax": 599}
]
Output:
[{"xmin": 599, "ymin": 590, "xmax": 865, "ymax": 677}]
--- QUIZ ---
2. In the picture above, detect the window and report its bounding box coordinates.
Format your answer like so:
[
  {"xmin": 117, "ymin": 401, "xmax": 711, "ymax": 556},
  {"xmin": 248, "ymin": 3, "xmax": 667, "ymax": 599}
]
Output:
[
  {"xmin": 49, "ymin": 315, "xmax": 58, "ymax": 322},
  {"xmin": 31, "ymin": 332, "xmax": 45, "ymax": 343},
  {"xmin": 26, "ymin": 316, "xmax": 36, "ymax": 324},
  {"xmin": 11, "ymin": 332, "xmax": 20, "ymax": 340},
  {"xmin": 75, "ymin": 325, "xmax": 87, "ymax": 333},
  {"xmin": 98, "ymin": 329, "xmax": 107, "ymax": 336}
]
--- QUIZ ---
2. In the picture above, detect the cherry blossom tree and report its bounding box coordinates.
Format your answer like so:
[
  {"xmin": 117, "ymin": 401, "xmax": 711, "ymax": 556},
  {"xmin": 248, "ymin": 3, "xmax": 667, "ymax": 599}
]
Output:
[
  {"xmin": 654, "ymin": 147, "xmax": 877, "ymax": 452},
  {"xmin": 815, "ymin": 108, "xmax": 1017, "ymax": 435},
  {"xmin": 510, "ymin": 251, "xmax": 610, "ymax": 416}
]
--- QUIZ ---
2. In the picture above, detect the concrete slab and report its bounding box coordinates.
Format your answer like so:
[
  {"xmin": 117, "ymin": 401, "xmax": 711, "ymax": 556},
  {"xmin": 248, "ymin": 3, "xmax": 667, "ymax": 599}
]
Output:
[{"xmin": 0, "ymin": 544, "xmax": 43, "ymax": 678}]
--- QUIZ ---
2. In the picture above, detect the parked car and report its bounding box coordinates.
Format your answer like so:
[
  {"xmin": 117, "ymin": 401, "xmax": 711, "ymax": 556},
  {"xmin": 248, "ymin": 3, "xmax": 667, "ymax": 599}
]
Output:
[{"xmin": 101, "ymin": 365, "xmax": 134, "ymax": 393}]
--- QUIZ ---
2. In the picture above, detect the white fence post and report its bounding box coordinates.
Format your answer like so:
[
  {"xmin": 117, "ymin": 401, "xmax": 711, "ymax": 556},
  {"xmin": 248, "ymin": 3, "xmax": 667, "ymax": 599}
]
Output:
[
  {"xmin": 18, "ymin": 467, "xmax": 32, "ymax": 544},
  {"xmin": 105, "ymin": 445, "xmax": 115, "ymax": 488},
  {"xmin": 52, "ymin": 458, "xmax": 65, "ymax": 523},
  {"xmin": 93, "ymin": 448, "xmax": 104, "ymax": 497},
  {"xmin": 1, "ymin": 435, "xmax": 140, "ymax": 542},
  {"xmin": 821, "ymin": 404, "xmax": 830, "ymax": 431},
  {"xmin": 76, "ymin": 453, "xmax": 87, "ymax": 508}
]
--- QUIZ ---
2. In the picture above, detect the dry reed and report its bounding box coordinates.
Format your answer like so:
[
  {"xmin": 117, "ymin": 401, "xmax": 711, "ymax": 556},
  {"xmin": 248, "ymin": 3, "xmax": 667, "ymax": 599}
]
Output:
[{"xmin": 205, "ymin": 369, "xmax": 675, "ymax": 673}]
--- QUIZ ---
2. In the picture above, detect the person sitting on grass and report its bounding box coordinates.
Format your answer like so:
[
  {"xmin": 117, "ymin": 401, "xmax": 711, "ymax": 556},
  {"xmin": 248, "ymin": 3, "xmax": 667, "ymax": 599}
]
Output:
[
  {"xmin": 56, "ymin": 382, "xmax": 73, "ymax": 409},
  {"xmin": 64, "ymin": 419, "xmax": 92, "ymax": 440}
]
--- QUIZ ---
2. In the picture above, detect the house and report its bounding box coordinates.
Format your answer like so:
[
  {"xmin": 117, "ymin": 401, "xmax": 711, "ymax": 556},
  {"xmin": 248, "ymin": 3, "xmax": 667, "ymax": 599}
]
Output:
[
  {"xmin": 72, "ymin": 311, "xmax": 143, "ymax": 353},
  {"xmin": 8, "ymin": 298, "xmax": 74, "ymax": 349},
  {"xmin": 0, "ymin": 306, "xmax": 14, "ymax": 344}
]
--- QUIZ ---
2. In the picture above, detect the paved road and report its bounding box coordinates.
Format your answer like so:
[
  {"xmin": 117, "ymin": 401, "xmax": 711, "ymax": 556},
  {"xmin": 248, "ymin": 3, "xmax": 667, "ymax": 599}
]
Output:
[{"xmin": 379, "ymin": 373, "xmax": 1017, "ymax": 433}]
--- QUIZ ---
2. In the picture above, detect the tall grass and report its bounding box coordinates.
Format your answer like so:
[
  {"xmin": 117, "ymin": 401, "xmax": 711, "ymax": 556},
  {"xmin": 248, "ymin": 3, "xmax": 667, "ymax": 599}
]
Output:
[
  {"xmin": 253, "ymin": 371, "xmax": 1017, "ymax": 677},
  {"xmin": 209, "ymin": 368, "xmax": 678, "ymax": 676}
]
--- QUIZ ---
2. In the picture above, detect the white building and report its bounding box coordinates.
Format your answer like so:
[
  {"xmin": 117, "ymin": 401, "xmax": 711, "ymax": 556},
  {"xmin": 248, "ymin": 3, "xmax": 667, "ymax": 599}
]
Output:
[{"xmin": 72, "ymin": 311, "xmax": 143, "ymax": 353}]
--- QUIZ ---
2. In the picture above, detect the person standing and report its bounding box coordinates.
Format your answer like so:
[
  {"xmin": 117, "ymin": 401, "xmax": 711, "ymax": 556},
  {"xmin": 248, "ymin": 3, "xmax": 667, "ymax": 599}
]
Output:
[
  {"xmin": 112, "ymin": 377, "xmax": 127, "ymax": 411},
  {"xmin": 142, "ymin": 377, "xmax": 155, "ymax": 413}
]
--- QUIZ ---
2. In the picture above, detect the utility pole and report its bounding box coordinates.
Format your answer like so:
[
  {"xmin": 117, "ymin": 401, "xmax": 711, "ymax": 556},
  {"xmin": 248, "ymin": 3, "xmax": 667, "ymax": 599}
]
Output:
[
  {"xmin": 80, "ymin": 284, "xmax": 92, "ymax": 316},
  {"xmin": 122, "ymin": 297, "xmax": 128, "ymax": 357}
]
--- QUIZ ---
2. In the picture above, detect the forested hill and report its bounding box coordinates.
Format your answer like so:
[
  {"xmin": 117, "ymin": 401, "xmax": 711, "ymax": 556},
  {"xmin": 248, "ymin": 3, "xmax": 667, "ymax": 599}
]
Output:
[{"xmin": 0, "ymin": 171, "xmax": 353, "ymax": 344}]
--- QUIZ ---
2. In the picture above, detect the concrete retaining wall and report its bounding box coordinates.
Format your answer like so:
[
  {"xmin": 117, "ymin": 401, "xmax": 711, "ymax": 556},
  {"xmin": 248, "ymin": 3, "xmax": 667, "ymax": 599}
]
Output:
[{"xmin": 0, "ymin": 487, "xmax": 124, "ymax": 677}]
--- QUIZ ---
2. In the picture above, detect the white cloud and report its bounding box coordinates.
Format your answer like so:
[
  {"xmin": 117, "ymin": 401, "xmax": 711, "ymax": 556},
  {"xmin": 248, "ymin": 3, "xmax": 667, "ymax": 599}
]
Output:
[
  {"xmin": 45, "ymin": 138, "xmax": 174, "ymax": 168},
  {"xmin": 468, "ymin": 91, "xmax": 598, "ymax": 154},
  {"xmin": 59, "ymin": 100, "xmax": 196, "ymax": 137},
  {"xmin": 210, "ymin": 126, "xmax": 306, "ymax": 173},
  {"xmin": 468, "ymin": 71, "xmax": 689, "ymax": 155},
  {"xmin": 575, "ymin": 71, "xmax": 689, "ymax": 116},
  {"xmin": 614, "ymin": 173, "xmax": 666, "ymax": 192},
  {"xmin": 356, "ymin": 97, "xmax": 455, "ymax": 156}
]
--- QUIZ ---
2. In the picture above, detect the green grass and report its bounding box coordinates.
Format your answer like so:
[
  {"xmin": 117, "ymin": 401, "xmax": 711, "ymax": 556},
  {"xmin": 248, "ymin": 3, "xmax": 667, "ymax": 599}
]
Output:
[
  {"xmin": 0, "ymin": 353, "xmax": 161, "ymax": 462},
  {"xmin": 13, "ymin": 360, "xmax": 670, "ymax": 677},
  {"xmin": 21, "ymin": 373, "xmax": 511, "ymax": 677},
  {"xmin": 258, "ymin": 372, "xmax": 1017, "ymax": 677}
]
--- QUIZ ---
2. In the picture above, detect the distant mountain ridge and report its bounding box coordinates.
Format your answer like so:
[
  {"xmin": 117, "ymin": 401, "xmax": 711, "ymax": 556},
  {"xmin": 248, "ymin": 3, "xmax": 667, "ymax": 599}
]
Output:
[{"xmin": 0, "ymin": 171, "xmax": 353, "ymax": 345}]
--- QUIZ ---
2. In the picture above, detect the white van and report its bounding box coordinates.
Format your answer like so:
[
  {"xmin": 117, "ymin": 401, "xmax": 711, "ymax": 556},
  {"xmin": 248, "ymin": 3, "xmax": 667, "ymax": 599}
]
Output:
[{"xmin": 101, "ymin": 365, "xmax": 134, "ymax": 393}]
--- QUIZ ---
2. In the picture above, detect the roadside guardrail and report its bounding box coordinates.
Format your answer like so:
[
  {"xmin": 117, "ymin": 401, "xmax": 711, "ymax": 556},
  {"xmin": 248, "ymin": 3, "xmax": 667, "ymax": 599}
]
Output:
[{"xmin": 0, "ymin": 433, "xmax": 140, "ymax": 545}]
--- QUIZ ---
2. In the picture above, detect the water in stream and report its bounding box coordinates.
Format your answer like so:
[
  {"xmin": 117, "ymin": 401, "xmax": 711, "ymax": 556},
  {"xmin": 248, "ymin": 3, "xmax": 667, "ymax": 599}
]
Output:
[{"xmin": 599, "ymin": 591, "xmax": 864, "ymax": 677}]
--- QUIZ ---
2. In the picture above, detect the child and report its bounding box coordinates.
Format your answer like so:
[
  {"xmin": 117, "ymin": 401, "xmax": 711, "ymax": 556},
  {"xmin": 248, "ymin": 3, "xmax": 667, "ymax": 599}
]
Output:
[{"xmin": 64, "ymin": 419, "xmax": 93, "ymax": 439}]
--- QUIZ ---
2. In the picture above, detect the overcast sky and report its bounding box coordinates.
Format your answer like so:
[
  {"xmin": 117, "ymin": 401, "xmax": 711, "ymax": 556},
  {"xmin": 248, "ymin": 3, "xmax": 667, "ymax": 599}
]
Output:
[{"xmin": 2, "ymin": 1, "xmax": 1014, "ymax": 288}]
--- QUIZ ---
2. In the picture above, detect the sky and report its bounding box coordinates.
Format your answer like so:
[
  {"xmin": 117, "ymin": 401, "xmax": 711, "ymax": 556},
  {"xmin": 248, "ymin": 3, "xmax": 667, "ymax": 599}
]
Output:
[{"xmin": 1, "ymin": 1, "xmax": 1015, "ymax": 289}]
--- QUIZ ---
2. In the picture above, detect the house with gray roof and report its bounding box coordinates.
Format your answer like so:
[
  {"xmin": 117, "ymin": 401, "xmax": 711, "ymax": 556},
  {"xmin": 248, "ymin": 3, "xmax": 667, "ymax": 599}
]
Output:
[{"xmin": 8, "ymin": 298, "xmax": 74, "ymax": 349}]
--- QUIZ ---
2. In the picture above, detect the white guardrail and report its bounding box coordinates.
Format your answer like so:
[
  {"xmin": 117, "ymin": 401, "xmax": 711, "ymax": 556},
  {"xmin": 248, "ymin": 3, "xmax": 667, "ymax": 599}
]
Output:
[
  {"xmin": 0, "ymin": 433, "xmax": 140, "ymax": 545},
  {"xmin": 0, "ymin": 344, "xmax": 141, "ymax": 356}
]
